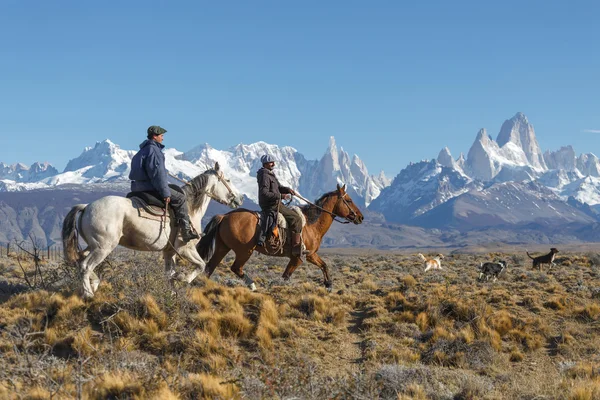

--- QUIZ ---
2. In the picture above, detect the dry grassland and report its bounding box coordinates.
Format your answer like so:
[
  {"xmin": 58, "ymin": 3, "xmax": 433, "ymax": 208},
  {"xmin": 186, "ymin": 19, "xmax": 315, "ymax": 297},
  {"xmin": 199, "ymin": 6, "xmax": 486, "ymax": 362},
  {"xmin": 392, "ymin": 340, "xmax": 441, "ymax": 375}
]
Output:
[{"xmin": 0, "ymin": 249, "xmax": 600, "ymax": 399}]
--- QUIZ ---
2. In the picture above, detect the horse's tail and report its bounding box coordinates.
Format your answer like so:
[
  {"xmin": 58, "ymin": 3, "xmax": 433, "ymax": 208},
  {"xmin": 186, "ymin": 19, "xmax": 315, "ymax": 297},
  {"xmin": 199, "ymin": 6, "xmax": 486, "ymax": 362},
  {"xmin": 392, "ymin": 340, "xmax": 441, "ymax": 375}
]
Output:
[
  {"xmin": 62, "ymin": 204, "xmax": 87, "ymax": 264},
  {"xmin": 197, "ymin": 214, "xmax": 225, "ymax": 261}
]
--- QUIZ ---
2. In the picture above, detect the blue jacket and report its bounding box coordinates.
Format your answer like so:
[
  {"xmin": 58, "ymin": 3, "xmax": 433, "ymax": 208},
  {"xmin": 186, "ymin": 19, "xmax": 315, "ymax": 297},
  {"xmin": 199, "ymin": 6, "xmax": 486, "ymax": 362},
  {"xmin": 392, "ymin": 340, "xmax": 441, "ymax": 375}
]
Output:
[{"xmin": 129, "ymin": 139, "xmax": 171, "ymax": 198}]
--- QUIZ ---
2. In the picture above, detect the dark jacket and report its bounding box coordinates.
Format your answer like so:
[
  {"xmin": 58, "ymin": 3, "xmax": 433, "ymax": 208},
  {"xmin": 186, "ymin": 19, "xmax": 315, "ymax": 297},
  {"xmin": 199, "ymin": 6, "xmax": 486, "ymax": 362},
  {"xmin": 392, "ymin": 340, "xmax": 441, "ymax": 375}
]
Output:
[
  {"xmin": 257, "ymin": 167, "xmax": 291, "ymax": 210},
  {"xmin": 129, "ymin": 139, "xmax": 170, "ymax": 199}
]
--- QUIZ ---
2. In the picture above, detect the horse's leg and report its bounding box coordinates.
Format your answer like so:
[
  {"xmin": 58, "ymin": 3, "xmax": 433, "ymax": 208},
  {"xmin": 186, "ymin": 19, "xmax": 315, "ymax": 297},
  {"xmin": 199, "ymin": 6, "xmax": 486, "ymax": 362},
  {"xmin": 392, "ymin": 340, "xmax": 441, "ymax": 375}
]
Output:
[
  {"xmin": 163, "ymin": 248, "xmax": 177, "ymax": 279},
  {"xmin": 80, "ymin": 246, "xmax": 115, "ymax": 299},
  {"xmin": 90, "ymin": 271, "xmax": 100, "ymax": 293},
  {"xmin": 177, "ymin": 245, "xmax": 208, "ymax": 284},
  {"xmin": 306, "ymin": 253, "xmax": 333, "ymax": 291},
  {"xmin": 204, "ymin": 242, "xmax": 231, "ymax": 278},
  {"xmin": 282, "ymin": 256, "xmax": 303, "ymax": 282},
  {"xmin": 230, "ymin": 252, "xmax": 256, "ymax": 291}
]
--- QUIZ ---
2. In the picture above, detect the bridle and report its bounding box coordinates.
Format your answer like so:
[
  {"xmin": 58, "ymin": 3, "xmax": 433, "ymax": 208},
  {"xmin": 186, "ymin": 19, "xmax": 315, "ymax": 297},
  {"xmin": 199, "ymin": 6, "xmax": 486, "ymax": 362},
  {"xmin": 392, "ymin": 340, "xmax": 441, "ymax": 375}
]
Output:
[
  {"xmin": 207, "ymin": 171, "xmax": 237, "ymax": 206},
  {"xmin": 294, "ymin": 192, "xmax": 357, "ymax": 224}
]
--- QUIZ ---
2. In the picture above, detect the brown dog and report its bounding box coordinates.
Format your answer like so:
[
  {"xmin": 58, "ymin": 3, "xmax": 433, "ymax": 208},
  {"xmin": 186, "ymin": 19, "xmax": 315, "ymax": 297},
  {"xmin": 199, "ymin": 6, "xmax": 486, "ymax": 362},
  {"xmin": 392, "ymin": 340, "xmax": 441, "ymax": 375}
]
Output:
[{"xmin": 526, "ymin": 248, "xmax": 559, "ymax": 271}]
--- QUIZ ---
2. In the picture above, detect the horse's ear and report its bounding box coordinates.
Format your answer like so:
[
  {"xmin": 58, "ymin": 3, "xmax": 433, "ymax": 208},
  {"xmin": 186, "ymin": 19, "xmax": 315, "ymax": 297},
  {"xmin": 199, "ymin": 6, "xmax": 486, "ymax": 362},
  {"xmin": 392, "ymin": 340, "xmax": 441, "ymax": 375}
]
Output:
[
  {"xmin": 214, "ymin": 162, "xmax": 220, "ymax": 171},
  {"xmin": 338, "ymin": 183, "xmax": 346, "ymax": 192},
  {"xmin": 337, "ymin": 183, "xmax": 340, "ymax": 191}
]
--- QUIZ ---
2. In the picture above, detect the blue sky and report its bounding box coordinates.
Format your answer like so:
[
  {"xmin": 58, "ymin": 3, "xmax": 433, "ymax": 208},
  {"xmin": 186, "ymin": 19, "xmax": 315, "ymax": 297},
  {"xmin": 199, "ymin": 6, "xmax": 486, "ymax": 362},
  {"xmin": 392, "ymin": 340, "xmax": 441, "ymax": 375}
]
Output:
[{"xmin": 1, "ymin": 1, "xmax": 599, "ymax": 177}]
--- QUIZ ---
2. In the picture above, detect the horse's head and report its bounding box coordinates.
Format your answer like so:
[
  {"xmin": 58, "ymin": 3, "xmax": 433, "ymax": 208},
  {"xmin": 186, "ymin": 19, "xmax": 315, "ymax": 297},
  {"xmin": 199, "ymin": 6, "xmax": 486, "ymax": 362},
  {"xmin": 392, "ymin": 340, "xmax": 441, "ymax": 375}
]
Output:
[
  {"xmin": 332, "ymin": 184, "xmax": 364, "ymax": 224},
  {"xmin": 205, "ymin": 162, "xmax": 244, "ymax": 208}
]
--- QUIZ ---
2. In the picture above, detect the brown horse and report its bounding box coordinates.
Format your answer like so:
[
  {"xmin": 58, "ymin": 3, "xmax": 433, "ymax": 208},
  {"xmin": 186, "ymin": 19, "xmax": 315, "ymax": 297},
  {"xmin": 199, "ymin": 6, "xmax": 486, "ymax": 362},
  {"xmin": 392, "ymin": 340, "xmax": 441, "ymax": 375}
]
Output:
[{"xmin": 196, "ymin": 184, "xmax": 364, "ymax": 291}]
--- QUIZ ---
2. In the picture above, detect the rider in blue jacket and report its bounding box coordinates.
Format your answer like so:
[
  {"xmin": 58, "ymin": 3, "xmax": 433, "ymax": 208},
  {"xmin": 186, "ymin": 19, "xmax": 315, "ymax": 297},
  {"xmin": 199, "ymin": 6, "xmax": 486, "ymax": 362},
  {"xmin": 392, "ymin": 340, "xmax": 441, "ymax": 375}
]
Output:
[{"xmin": 129, "ymin": 126, "xmax": 199, "ymax": 243}]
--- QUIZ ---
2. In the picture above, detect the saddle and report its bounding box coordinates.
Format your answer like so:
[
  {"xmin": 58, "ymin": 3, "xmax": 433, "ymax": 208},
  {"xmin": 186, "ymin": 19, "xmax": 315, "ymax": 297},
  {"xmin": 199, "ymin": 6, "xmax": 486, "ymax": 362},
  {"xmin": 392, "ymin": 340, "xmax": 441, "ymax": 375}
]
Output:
[
  {"xmin": 125, "ymin": 184, "xmax": 183, "ymax": 221},
  {"xmin": 256, "ymin": 207, "xmax": 307, "ymax": 255}
]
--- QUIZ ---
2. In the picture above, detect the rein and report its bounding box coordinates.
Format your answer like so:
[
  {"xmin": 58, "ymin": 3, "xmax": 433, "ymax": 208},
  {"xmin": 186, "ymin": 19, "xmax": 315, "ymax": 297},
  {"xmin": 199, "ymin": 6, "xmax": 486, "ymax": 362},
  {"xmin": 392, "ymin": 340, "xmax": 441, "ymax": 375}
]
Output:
[{"xmin": 293, "ymin": 193, "xmax": 354, "ymax": 224}]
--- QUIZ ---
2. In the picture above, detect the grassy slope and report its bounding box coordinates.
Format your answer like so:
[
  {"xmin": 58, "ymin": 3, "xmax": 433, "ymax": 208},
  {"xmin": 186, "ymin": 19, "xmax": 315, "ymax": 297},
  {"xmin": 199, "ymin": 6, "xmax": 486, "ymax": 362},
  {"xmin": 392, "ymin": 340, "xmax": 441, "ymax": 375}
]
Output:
[{"xmin": 0, "ymin": 250, "xmax": 599, "ymax": 399}]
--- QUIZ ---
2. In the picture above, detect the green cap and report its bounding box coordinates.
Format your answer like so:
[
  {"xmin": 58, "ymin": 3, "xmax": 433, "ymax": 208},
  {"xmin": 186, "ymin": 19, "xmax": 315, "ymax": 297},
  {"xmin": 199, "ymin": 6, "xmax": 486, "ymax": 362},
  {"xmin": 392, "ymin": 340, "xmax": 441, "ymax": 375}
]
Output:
[{"xmin": 147, "ymin": 125, "xmax": 167, "ymax": 136}]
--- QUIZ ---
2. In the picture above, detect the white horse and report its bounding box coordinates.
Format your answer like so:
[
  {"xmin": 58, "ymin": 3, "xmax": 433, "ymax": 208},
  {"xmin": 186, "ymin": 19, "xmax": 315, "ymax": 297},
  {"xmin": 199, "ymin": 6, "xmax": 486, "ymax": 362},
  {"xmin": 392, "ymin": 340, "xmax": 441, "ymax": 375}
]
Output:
[{"xmin": 62, "ymin": 162, "xmax": 243, "ymax": 298}]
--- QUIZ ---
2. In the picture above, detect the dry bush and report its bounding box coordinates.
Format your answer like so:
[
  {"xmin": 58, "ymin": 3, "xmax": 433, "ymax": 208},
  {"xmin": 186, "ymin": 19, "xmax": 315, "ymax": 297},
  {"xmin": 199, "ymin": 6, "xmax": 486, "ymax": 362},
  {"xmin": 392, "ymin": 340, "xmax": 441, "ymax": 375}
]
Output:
[{"xmin": 2, "ymin": 250, "xmax": 600, "ymax": 399}]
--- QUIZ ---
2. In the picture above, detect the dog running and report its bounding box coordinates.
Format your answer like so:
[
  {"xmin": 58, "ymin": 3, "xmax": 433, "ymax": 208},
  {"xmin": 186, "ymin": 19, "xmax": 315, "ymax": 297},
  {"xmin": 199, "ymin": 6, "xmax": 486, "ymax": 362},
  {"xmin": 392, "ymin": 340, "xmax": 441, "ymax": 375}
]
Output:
[
  {"xmin": 418, "ymin": 253, "xmax": 444, "ymax": 272},
  {"xmin": 526, "ymin": 248, "xmax": 559, "ymax": 271},
  {"xmin": 478, "ymin": 260, "xmax": 507, "ymax": 282}
]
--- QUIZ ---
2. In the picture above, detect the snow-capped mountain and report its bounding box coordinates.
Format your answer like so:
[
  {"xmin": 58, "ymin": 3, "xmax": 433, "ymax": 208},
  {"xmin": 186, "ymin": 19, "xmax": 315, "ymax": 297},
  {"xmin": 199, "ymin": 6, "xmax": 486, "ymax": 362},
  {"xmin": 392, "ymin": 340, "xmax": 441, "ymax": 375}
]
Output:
[
  {"xmin": 372, "ymin": 112, "xmax": 600, "ymax": 230},
  {"xmin": 0, "ymin": 137, "xmax": 387, "ymax": 207},
  {"xmin": 0, "ymin": 162, "xmax": 58, "ymax": 182},
  {"xmin": 369, "ymin": 159, "xmax": 480, "ymax": 224},
  {"xmin": 496, "ymin": 112, "xmax": 547, "ymax": 170},
  {"xmin": 411, "ymin": 180, "xmax": 597, "ymax": 230}
]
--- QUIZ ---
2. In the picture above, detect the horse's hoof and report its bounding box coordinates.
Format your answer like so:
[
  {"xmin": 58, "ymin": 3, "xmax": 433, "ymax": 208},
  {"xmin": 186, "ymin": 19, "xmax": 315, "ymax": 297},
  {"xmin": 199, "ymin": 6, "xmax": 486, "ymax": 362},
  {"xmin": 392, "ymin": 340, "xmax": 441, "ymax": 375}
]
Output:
[
  {"xmin": 326, "ymin": 286, "xmax": 333, "ymax": 293},
  {"xmin": 249, "ymin": 283, "xmax": 257, "ymax": 292}
]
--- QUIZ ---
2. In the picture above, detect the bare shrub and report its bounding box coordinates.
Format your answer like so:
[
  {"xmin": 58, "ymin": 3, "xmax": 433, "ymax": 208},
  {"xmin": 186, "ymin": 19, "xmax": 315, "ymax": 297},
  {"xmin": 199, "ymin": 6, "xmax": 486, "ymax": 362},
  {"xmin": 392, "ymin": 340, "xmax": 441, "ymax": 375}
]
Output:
[{"xmin": 375, "ymin": 364, "xmax": 494, "ymax": 400}]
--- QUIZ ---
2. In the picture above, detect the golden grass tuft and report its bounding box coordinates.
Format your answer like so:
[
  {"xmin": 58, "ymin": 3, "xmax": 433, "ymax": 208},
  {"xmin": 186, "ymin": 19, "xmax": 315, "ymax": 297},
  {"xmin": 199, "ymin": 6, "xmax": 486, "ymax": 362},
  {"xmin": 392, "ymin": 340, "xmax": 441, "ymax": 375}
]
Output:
[
  {"xmin": 567, "ymin": 362, "xmax": 597, "ymax": 379},
  {"xmin": 25, "ymin": 386, "xmax": 51, "ymax": 400},
  {"xmin": 294, "ymin": 294, "xmax": 327, "ymax": 320},
  {"xmin": 458, "ymin": 325, "xmax": 475, "ymax": 344},
  {"xmin": 179, "ymin": 373, "xmax": 238, "ymax": 399},
  {"xmin": 385, "ymin": 291, "xmax": 406, "ymax": 310},
  {"xmin": 477, "ymin": 321, "xmax": 502, "ymax": 351},
  {"xmin": 490, "ymin": 310, "xmax": 513, "ymax": 336},
  {"xmin": 359, "ymin": 279, "xmax": 378, "ymax": 290},
  {"xmin": 575, "ymin": 303, "xmax": 600, "ymax": 321},
  {"xmin": 416, "ymin": 312, "xmax": 429, "ymax": 332},
  {"xmin": 72, "ymin": 326, "xmax": 98, "ymax": 356},
  {"xmin": 148, "ymin": 382, "xmax": 179, "ymax": 400},
  {"xmin": 398, "ymin": 383, "xmax": 428, "ymax": 400},
  {"xmin": 569, "ymin": 385, "xmax": 600, "ymax": 400},
  {"xmin": 401, "ymin": 274, "xmax": 417, "ymax": 288},
  {"xmin": 507, "ymin": 328, "xmax": 544, "ymax": 352},
  {"xmin": 136, "ymin": 294, "xmax": 168, "ymax": 328},
  {"xmin": 218, "ymin": 312, "xmax": 253, "ymax": 338},
  {"xmin": 509, "ymin": 349, "xmax": 524, "ymax": 362},
  {"xmin": 543, "ymin": 297, "xmax": 565, "ymax": 310},
  {"xmin": 431, "ymin": 326, "xmax": 454, "ymax": 342},
  {"xmin": 188, "ymin": 287, "xmax": 212, "ymax": 309},
  {"xmin": 87, "ymin": 372, "xmax": 146, "ymax": 399}
]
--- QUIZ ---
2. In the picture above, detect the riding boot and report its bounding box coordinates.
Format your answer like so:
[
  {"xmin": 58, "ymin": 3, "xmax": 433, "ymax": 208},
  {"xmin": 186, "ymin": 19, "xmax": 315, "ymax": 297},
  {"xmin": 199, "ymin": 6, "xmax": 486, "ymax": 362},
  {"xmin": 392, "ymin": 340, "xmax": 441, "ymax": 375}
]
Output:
[
  {"xmin": 291, "ymin": 232, "xmax": 302, "ymax": 256},
  {"xmin": 178, "ymin": 218, "xmax": 200, "ymax": 243}
]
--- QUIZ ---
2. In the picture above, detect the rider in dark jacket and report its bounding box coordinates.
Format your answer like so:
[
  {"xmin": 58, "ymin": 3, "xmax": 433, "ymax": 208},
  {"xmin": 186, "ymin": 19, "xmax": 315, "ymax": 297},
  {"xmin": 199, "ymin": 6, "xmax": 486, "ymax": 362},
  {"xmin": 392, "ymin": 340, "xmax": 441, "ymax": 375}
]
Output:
[
  {"xmin": 129, "ymin": 126, "xmax": 199, "ymax": 243},
  {"xmin": 256, "ymin": 154, "xmax": 303, "ymax": 256}
]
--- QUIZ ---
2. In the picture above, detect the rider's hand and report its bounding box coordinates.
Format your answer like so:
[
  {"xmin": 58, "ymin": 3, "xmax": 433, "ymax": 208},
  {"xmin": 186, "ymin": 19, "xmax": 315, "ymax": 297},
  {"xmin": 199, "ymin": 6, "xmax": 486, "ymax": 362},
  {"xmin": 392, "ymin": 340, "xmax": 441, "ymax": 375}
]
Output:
[
  {"xmin": 164, "ymin": 197, "xmax": 171, "ymax": 203},
  {"xmin": 289, "ymin": 189, "xmax": 296, "ymax": 196}
]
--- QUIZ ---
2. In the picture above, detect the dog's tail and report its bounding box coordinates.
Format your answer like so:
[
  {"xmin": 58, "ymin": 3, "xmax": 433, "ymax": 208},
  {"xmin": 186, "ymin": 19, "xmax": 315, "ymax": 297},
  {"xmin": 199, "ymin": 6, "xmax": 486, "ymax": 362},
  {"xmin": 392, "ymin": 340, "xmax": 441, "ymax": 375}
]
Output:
[
  {"xmin": 417, "ymin": 253, "xmax": 426, "ymax": 261},
  {"xmin": 525, "ymin": 249, "xmax": 535, "ymax": 260}
]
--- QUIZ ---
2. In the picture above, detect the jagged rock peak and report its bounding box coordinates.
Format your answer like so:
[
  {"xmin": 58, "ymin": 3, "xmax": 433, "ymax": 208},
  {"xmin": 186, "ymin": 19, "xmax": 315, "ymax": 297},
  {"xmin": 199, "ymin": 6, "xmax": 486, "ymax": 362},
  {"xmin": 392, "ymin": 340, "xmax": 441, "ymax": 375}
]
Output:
[
  {"xmin": 577, "ymin": 153, "xmax": 600, "ymax": 177},
  {"xmin": 544, "ymin": 145, "xmax": 576, "ymax": 171},
  {"xmin": 437, "ymin": 147, "xmax": 455, "ymax": 168},
  {"xmin": 496, "ymin": 112, "xmax": 547, "ymax": 170}
]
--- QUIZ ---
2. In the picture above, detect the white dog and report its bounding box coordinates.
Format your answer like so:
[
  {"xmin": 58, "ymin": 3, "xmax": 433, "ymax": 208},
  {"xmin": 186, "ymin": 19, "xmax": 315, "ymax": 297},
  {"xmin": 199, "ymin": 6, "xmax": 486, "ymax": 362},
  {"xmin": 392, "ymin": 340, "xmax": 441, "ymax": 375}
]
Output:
[{"xmin": 418, "ymin": 253, "xmax": 444, "ymax": 272}]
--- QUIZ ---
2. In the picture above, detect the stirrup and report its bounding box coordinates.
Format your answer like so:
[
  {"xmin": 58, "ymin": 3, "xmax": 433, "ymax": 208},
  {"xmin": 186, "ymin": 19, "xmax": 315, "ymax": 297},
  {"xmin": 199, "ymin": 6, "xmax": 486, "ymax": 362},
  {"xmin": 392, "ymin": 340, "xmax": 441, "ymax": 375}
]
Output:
[{"xmin": 180, "ymin": 230, "xmax": 200, "ymax": 243}]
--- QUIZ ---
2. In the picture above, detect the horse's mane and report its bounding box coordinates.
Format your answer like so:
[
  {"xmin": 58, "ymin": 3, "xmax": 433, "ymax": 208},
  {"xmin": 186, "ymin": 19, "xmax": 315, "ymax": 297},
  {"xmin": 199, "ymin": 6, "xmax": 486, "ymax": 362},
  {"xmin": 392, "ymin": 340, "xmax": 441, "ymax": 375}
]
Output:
[
  {"xmin": 181, "ymin": 169, "xmax": 218, "ymax": 211},
  {"xmin": 300, "ymin": 191, "xmax": 337, "ymax": 224}
]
